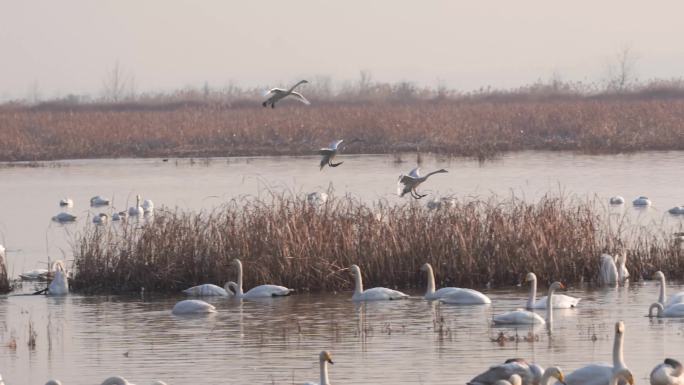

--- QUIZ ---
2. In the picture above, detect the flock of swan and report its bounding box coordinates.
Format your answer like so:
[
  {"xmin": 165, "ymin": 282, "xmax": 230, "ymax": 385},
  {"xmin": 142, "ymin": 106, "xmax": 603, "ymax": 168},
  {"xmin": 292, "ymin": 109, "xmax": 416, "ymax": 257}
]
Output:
[
  {"xmin": 52, "ymin": 194, "xmax": 154, "ymax": 224},
  {"xmin": 610, "ymin": 195, "xmax": 684, "ymax": 216}
]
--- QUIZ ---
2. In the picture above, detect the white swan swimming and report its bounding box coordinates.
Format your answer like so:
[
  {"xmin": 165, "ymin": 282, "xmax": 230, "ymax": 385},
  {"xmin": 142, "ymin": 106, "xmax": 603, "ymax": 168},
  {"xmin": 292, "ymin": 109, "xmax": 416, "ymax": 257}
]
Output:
[
  {"xmin": 59, "ymin": 198, "xmax": 74, "ymax": 207},
  {"xmin": 99, "ymin": 376, "xmax": 168, "ymax": 385},
  {"xmin": 426, "ymin": 197, "xmax": 457, "ymax": 210},
  {"xmin": 112, "ymin": 211, "xmax": 127, "ymax": 221},
  {"xmin": 303, "ymin": 351, "xmax": 334, "ymax": 385},
  {"xmin": 668, "ymin": 206, "xmax": 684, "ymax": 215},
  {"xmin": 142, "ymin": 199, "xmax": 154, "ymax": 214},
  {"xmin": 183, "ymin": 282, "xmax": 235, "ymax": 297},
  {"xmin": 128, "ymin": 195, "xmax": 144, "ymax": 216},
  {"xmin": 262, "ymin": 80, "xmax": 310, "ymax": 108},
  {"xmin": 52, "ymin": 212, "xmax": 77, "ymax": 223},
  {"xmin": 525, "ymin": 272, "xmax": 580, "ymax": 309},
  {"xmin": 307, "ymin": 192, "xmax": 329, "ymax": 207},
  {"xmin": 48, "ymin": 260, "xmax": 69, "ymax": 295},
  {"xmin": 653, "ymin": 271, "xmax": 684, "ymax": 307},
  {"xmin": 649, "ymin": 302, "xmax": 684, "ymax": 318},
  {"xmin": 493, "ymin": 282, "xmax": 563, "ymax": 325},
  {"xmin": 93, "ymin": 213, "xmax": 109, "ymax": 225},
  {"xmin": 468, "ymin": 359, "xmax": 565, "ymax": 385},
  {"xmin": 229, "ymin": 259, "xmax": 293, "ymax": 299},
  {"xmin": 493, "ymin": 374, "xmax": 523, "ymax": 385},
  {"xmin": 349, "ymin": 264, "xmax": 409, "ymax": 301},
  {"xmin": 650, "ymin": 358, "xmax": 684, "ymax": 385},
  {"xmin": 397, "ymin": 167, "xmax": 448, "ymax": 199},
  {"xmin": 90, "ymin": 195, "xmax": 111, "ymax": 207},
  {"xmin": 609, "ymin": 196, "xmax": 625, "ymax": 205},
  {"xmin": 421, "ymin": 263, "xmax": 491, "ymax": 303},
  {"xmin": 599, "ymin": 253, "xmax": 628, "ymax": 286},
  {"xmin": 633, "ymin": 196, "xmax": 652, "ymax": 206},
  {"xmin": 172, "ymin": 299, "xmax": 216, "ymax": 315},
  {"xmin": 563, "ymin": 321, "xmax": 627, "ymax": 385}
]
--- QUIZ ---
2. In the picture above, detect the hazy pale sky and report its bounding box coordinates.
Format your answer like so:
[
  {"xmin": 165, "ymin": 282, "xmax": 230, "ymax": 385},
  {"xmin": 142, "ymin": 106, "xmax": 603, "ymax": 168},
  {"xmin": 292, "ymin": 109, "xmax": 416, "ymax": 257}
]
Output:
[{"xmin": 1, "ymin": 0, "xmax": 684, "ymax": 100}]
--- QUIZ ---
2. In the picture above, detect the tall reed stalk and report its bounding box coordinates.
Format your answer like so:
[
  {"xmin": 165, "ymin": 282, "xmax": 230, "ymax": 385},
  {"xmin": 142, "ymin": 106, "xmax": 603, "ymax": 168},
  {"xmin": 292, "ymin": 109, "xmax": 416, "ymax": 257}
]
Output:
[{"xmin": 71, "ymin": 195, "xmax": 682, "ymax": 294}]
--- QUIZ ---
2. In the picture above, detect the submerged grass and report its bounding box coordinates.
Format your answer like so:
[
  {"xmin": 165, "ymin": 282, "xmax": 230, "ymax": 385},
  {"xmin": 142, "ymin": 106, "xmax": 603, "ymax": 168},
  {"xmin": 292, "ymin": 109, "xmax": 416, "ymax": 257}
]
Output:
[
  {"xmin": 1, "ymin": 98, "xmax": 684, "ymax": 162},
  {"xmin": 71, "ymin": 195, "xmax": 682, "ymax": 294}
]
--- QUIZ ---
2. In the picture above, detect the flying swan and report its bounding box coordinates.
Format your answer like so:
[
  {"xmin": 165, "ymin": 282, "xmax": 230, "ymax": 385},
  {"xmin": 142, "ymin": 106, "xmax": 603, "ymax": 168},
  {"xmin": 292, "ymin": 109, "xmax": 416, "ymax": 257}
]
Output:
[
  {"xmin": 349, "ymin": 264, "xmax": 409, "ymax": 301},
  {"xmin": 262, "ymin": 80, "xmax": 310, "ymax": 108},
  {"xmin": 397, "ymin": 167, "xmax": 448, "ymax": 199},
  {"xmin": 421, "ymin": 263, "xmax": 491, "ymax": 303}
]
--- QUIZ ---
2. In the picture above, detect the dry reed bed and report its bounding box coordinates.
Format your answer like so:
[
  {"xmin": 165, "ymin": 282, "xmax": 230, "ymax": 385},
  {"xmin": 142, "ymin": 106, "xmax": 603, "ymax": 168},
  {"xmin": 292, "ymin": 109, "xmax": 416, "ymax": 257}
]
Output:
[
  {"xmin": 2, "ymin": 99, "xmax": 684, "ymax": 162},
  {"xmin": 71, "ymin": 195, "xmax": 682, "ymax": 294},
  {"xmin": 0, "ymin": 254, "xmax": 10, "ymax": 293}
]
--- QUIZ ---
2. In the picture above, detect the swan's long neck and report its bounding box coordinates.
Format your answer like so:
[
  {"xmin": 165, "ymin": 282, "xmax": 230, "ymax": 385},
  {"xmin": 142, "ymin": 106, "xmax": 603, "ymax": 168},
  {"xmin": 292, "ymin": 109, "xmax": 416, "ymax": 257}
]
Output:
[
  {"xmin": 425, "ymin": 265, "xmax": 436, "ymax": 296},
  {"xmin": 287, "ymin": 80, "xmax": 306, "ymax": 93},
  {"xmin": 319, "ymin": 359, "xmax": 330, "ymax": 385},
  {"xmin": 613, "ymin": 327, "xmax": 625, "ymax": 368},
  {"xmin": 658, "ymin": 275, "xmax": 667, "ymax": 304},
  {"xmin": 236, "ymin": 261, "xmax": 244, "ymax": 297},
  {"xmin": 539, "ymin": 370, "xmax": 554, "ymax": 385},
  {"xmin": 353, "ymin": 268, "xmax": 363, "ymax": 294},
  {"xmin": 649, "ymin": 303, "xmax": 663, "ymax": 317},
  {"xmin": 546, "ymin": 286, "xmax": 554, "ymax": 327},
  {"xmin": 528, "ymin": 277, "xmax": 537, "ymax": 308}
]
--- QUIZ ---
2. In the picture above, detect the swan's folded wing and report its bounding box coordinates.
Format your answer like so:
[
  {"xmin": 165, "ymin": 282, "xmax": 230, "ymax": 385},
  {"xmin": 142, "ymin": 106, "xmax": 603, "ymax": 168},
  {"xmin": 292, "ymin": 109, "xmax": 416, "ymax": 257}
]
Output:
[
  {"xmin": 563, "ymin": 364, "xmax": 612, "ymax": 385},
  {"xmin": 290, "ymin": 91, "xmax": 311, "ymax": 105},
  {"xmin": 468, "ymin": 362, "xmax": 533, "ymax": 385}
]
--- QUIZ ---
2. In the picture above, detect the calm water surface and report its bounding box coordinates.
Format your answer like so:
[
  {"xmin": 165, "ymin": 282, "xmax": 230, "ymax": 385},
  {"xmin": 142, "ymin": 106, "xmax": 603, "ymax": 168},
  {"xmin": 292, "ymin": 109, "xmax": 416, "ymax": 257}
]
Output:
[
  {"xmin": 1, "ymin": 283, "xmax": 684, "ymax": 385},
  {"xmin": 1, "ymin": 151, "xmax": 682, "ymax": 275}
]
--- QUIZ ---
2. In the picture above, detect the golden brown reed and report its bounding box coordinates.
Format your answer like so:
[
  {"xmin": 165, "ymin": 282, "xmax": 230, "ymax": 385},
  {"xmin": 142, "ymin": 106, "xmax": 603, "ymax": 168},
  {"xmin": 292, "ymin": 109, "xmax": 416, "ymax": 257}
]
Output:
[
  {"xmin": 71, "ymin": 194, "xmax": 681, "ymax": 294},
  {"xmin": 2, "ymin": 98, "xmax": 684, "ymax": 162}
]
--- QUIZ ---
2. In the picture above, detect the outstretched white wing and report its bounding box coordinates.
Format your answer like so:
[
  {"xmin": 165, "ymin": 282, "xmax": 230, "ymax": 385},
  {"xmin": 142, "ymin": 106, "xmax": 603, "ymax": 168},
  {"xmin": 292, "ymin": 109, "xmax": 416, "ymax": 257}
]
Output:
[
  {"xmin": 408, "ymin": 167, "xmax": 421, "ymax": 178},
  {"xmin": 329, "ymin": 139, "xmax": 344, "ymax": 150},
  {"xmin": 290, "ymin": 91, "xmax": 311, "ymax": 105},
  {"xmin": 264, "ymin": 88, "xmax": 286, "ymax": 96}
]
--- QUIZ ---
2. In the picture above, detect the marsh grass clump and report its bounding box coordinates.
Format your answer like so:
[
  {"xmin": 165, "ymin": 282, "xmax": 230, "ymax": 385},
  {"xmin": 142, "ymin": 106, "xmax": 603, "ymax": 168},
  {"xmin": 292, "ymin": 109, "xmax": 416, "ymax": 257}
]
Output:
[
  {"xmin": 0, "ymin": 249, "xmax": 11, "ymax": 294},
  {"xmin": 72, "ymin": 194, "xmax": 679, "ymax": 294}
]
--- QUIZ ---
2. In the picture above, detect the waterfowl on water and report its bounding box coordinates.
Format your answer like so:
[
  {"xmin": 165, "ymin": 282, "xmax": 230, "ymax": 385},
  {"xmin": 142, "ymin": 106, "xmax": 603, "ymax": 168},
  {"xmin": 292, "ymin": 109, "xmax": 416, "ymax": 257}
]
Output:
[
  {"xmin": 307, "ymin": 192, "xmax": 328, "ymax": 206},
  {"xmin": 59, "ymin": 198, "xmax": 74, "ymax": 207},
  {"xmin": 90, "ymin": 195, "xmax": 111, "ymax": 207},
  {"xmin": 349, "ymin": 264, "xmax": 409, "ymax": 301},
  {"xmin": 649, "ymin": 302, "xmax": 684, "ymax": 318},
  {"xmin": 599, "ymin": 253, "xmax": 629, "ymax": 286},
  {"xmin": 492, "ymin": 282, "xmax": 564, "ymax": 326},
  {"xmin": 525, "ymin": 272, "xmax": 580, "ymax": 309},
  {"xmin": 653, "ymin": 271, "xmax": 684, "ymax": 308},
  {"xmin": 45, "ymin": 377, "xmax": 168, "ymax": 385},
  {"xmin": 609, "ymin": 196, "xmax": 625, "ymax": 205},
  {"xmin": 633, "ymin": 196, "xmax": 652, "ymax": 206},
  {"xmin": 650, "ymin": 358, "xmax": 684, "ymax": 385},
  {"xmin": 563, "ymin": 321, "xmax": 628, "ymax": 385},
  {"xmin": 52, "ymin": 212, "xmax": 77, "ymax": 223},
  {"xmin": 421, "ymin": 263, "xmax": 491, "ymax": 303},
  {"xmin": 93, "ymin": 213, "xmax": 109, "ymax": 225},
  {"xmin": 229, "ymin": 259, "xmax": 294, "ymax": 299},
  {"xmin": 128, "ymin": 195, "xmax": 143, "ymax": 216},
  {"xmin": 668, "ymin": 206, "xmax": 684, "ymax": 215},
  {"xmin": 397, "ymin": 167, "xmax": 448, "ymax": 199},
  {"xmin": 172, "ymin": 299, "xmax": 216, "ymax": 315},
  {"xmin": 262, "ymin": 80, "xmax": 310, "ymax": 108},
  {"xmin": 48, "ymin": 260, "xmax": 69, "ymax": 295},
  {"xmin": 183, "ymin": 283, "xmax": 236, "ymax": 297},
  {"xmin": 112, "ymin": 211, "xmax": 127, "ymax": 221},
  {"xmin": 303, "ymin": 351, "xmax": 334, "ymax": 385},
  {"xmin": 142, "ymin": 199, "xmax": 154, "ymax": 214},
  {"xmin": 468, "ymin": 358, "xmax": 565, "ymax": 385}
]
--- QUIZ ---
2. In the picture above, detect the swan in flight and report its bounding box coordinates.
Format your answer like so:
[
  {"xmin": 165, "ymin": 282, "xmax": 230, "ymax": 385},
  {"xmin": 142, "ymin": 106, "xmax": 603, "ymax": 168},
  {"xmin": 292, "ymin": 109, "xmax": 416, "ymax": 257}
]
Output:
[
  {"xmin": 319, "ymin": 139, "xmax": 345, "ymax": 170},
  {"xmin": 142, "ymin": 199, "xmax": 154, "ymax": 214},
  {"xmin": 183, "ymin": 282, "xmax": 235, "ymax": 297},
  {"xmin": 468, "ymin": 358, "xmax": 566, "ymax": 385},
  {"xmin": 525, "ymin": 272, "xmax": 580, "ymax": 309},
  {"xmin": 59, "ymin": 198, "xmax": 74, "ymax": 207},
  {"xmin": 651, "ymin": 358, "xmax": 684, "ymax": 385},
  {"xmin": 653, "ymin": 271, "xmax": 684, "ymax": 307},
  {"xmin": 90, "ymin": 195, "xmax": 111, "ymax": 207},
  {"xmin": 633, "ymin": 196, "xmax": 652, "ymax": 206},
  {"xmin": 350, "ymin": 264, "xmax": 409, "ymax": 301},
  {"xmin": 397, "ymin": 167, "xmax": 448, "ymax": 199},
  {"xmin": 52, "ymin": 212, "xmax": 77, "ymax": 223},
  {"xmin": 93, "ymin": 213, "xmax": 109, "ymax": 225},
  {"xmin": 492, "ymin": 282, "xmax": 563, "ymax": 325},
  {"xmin": 48, "ymin": 260, "xmax": 69, "ymax": 295},
  {"xmin": 304, "ymin": 351, "xmax": 334, "ymax": 385},
  {"xmin": 599, "ymin": 253, "xmax": 628, "ymax": 286},
  {"xmin": 229, "ymin": 259, "xmax": 294, "ymax": 299},
  {"xmin": 421, "ymin": 263, "xmax": 491, "ymax": 303},
  {"xmin": 649, "ymin": 302, "xmax": 684, "ymax": 318},
  {"xmin": 172, "ymin": 299, "xmax": 216, "ymax": 315},
  {"xmin": 609, "ymin": 196, "xmax": 625, "ymax": 205},
  {"xmin": 262, "ymin": 80, "xmax": 310, "ymax": 108},
  {"xmin": 493, "ymin": 374, "xmax": 523, "ymax": 385},
  {"xmin": 563, "ymin": 321, "xmax": 627, "ymax": 385},
  {"xmin": 128, "ymin": 195, "xmax": 143, "ymax": 216}
]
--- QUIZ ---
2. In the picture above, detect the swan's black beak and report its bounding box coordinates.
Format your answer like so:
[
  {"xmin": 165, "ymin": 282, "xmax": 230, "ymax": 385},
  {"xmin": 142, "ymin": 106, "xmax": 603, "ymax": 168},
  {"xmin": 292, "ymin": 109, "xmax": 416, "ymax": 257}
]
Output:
[{"xmin": 327, "ymin": 358, "xmax": 334, "ymax": 364}]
